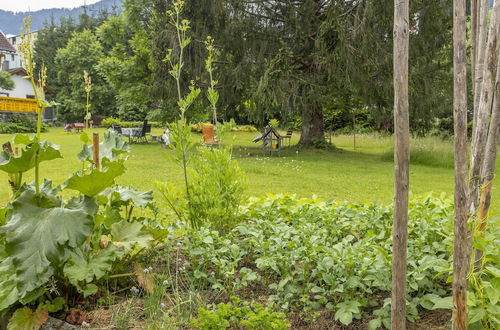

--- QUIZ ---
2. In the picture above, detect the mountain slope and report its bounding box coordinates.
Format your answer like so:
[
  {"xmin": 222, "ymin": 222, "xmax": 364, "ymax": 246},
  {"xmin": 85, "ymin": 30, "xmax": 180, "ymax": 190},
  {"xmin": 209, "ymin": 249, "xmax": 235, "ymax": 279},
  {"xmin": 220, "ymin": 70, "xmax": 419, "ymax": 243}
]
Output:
[{"xmin": 0, "ymin": 0, "xmax": 122, "ymax": 35}]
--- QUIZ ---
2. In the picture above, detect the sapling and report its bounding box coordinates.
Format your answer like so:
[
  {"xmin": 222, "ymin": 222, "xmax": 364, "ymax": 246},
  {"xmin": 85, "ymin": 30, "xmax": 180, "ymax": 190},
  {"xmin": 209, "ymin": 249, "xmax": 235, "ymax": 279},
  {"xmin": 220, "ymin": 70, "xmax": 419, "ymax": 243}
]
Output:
[{"xmin": 163, "ymin": 0, "xmax": 200, "ymax": 222}]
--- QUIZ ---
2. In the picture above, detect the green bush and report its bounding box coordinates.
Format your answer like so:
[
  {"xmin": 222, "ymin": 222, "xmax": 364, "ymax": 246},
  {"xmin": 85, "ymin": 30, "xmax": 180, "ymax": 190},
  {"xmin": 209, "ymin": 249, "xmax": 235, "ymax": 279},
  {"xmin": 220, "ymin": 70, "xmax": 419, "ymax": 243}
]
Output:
[
  {"xmin": 101, "ymin": 117, "xmax": 163, "ymax": 128},
  {"xmin": 190, "ymin": 122, "xmax": 258, "ymax": 133},
  {"xmin": 101, "ymin": 117, "xmax": 122, "ymax": 128},
  {"xmin": 190, "ymin": 122, "xmax": 211, "ymax": 133},
  {"xmin": 189, "ymin": 146, "xmax": 247, "ymax": 232},
  {"xmin": 190, "ymin": 296, "xmax": 290, "ymax": 330},
  {"xmin": 0, "ymin": 120, "xmax": 48, "ymax": 134},
  {"xmin": 233, "ymin": 125, "xmax": 258, "ymax": 132}
]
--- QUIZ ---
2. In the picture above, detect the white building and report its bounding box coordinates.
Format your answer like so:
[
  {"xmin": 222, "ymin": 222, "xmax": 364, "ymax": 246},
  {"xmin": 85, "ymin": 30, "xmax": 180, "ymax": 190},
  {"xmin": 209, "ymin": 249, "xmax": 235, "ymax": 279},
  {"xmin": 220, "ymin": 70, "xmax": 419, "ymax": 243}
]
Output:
[
  {"xmin": 0, "ymin": 68, "xmax": 36, "ymax": 99},
  {"xmin": 5, "ymin": 32, "xmax": 37, "ymax": 70},
  {"xmin": 0, "ymin": 31, "xmax": 55, "ymax": 121}
]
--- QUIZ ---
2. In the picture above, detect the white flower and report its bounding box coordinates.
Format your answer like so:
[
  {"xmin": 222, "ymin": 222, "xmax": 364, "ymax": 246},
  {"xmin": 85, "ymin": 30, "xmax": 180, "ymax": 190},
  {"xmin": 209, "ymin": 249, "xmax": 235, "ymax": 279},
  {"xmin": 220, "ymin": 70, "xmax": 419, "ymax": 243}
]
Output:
[
  {"xmin": 162, "ymin": 280, "xmax": 169, "ymax": 286},
  {"xmin": 161, "ymin": 303, "xmax": 167, "ymax": 309},
  {"xmin": 131, "ymin": 286, "xmax": 139, "ymax": 294},
  {"xmin": 210, "ymin": 271, "xmax": 215, "ymax": 276},
  {"xmin": 81, "ymin": 321, "xmax": 90, "ymax": 328}
]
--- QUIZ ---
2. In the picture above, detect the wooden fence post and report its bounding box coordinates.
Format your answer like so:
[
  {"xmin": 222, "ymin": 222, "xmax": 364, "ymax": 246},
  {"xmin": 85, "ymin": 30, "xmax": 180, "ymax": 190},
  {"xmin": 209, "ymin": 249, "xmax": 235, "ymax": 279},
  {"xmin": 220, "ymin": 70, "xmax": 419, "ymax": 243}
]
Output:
[
  {"xmin": 452, "ymin": 0, "xmax": 469, "ymax": 328},
  {"xmin": 93, "ymin": 133, "xmax": 100, "ymax": 169},
  {"xmin": 391, "ymin": 0, "xmax": 410, "ymax": 328}
]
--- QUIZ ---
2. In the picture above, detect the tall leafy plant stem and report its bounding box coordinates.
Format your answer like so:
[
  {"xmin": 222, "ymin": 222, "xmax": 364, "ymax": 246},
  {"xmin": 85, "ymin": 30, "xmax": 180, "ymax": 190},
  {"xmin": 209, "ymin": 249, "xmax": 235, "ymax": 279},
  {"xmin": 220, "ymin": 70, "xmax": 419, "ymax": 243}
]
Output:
[
  {"xmin": 164, "ymin": 1, "xmax": 201, "ymax": 219},
  {"xmin": 19, "ymin": 16, "xmax": 46, "ymax": 195},
  {"xmin": 84, "ymin": 70, "xmax": 92, "ymax": 131},
  {"xmin": 173, "ymin": 6, "xmax": 191, "ymax": 207}
]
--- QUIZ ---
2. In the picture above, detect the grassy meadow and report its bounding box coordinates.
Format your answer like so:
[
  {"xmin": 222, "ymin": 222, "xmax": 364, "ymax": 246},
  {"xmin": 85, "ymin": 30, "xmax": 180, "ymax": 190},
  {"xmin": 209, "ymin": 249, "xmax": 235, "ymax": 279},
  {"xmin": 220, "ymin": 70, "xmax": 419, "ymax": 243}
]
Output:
[{"xmin": 0, "ymin": 128, "xmax": 498, "ymax": 216}]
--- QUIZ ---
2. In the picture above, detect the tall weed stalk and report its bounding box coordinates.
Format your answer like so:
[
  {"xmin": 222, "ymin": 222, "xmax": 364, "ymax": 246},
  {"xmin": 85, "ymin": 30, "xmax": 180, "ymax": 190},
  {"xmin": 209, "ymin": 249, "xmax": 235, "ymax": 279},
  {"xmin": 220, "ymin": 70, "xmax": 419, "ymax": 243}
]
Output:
[
  {"xmin": 163, "ymin": 0, "xmax": 200, "ymax": 217},
  {"xmin": 18, "ymin": 16, "xmax": 50, "ymax": 194}
]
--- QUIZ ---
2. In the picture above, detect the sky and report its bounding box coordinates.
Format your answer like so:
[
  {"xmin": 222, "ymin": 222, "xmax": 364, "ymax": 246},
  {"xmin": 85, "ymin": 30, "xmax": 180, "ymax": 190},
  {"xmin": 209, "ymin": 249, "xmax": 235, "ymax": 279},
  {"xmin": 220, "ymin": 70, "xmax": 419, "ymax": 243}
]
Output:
[{"xmin": 0, "ymin": 0, "xmax": 101, "ymax": 13}]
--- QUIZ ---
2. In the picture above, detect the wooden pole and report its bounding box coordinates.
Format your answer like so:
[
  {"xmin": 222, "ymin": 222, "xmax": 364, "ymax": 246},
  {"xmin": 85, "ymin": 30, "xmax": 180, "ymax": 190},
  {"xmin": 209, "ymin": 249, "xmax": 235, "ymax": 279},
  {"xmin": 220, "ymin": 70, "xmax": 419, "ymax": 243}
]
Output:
[
  {"xmin": 471, "ymin": 0, "xmax": 478, "ymax": 87},
  {"xmin": 472, "ymin": 0, "xmax": 490, "ymax": 136},
  {"xmin": 474, "ymin": 59, "xmax": 500, "ymax": 267},
  {"xmin": 469, "ymin": 2, "xmax": 499, "ymax": 214},
  {"xmin": 93, "ymin": 133, "xmax": 100, "ymax": 169},
  {"xmin": 391, "ymin": 0, "xmax": 410, "ymax": 328},
  {"xmin": 452, "ymin": 0, "xmax": 469, "ymax": 328}
]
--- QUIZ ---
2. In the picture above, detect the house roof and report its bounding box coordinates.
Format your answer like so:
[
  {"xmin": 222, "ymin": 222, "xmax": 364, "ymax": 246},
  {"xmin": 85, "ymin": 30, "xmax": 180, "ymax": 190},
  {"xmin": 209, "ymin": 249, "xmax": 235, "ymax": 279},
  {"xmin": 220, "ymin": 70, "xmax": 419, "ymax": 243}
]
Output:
[
  {"xmin": 6, "ymin": 68, "xmax": 55, "ymax": 94},
  {"xmin": 7, "ymin": 67, "xmax": 27, "ymax": 76},
  {"xmin": 0, "ymin": 32, "xmax": 16, "ymax": 53}
]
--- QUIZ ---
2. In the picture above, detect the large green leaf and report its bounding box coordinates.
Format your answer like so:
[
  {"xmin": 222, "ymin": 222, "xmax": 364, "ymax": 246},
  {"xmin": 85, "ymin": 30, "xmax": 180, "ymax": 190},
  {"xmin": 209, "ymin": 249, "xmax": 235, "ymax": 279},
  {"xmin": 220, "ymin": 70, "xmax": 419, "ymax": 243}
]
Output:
[
  {"xmin": 0, "ymin": 189, "xmax": 96, "ymax": 297},
  {"xmin": 78, "ymin": 130, "xmax": 129, "ymax": 163},
  {"xmin": 7, "ymin": 307, "xmax": 48, "ymax": 330},
  {"xmin": 101, "ymin": 186, "xmax": 154, "ymax": 208},
  {"xmin": 65, "ymin": 160, "xmax": 125, "ymax": 197},
  {"xmin": 110, "ymin": 220, "xmax": 153, "ymax": 252},
  {"xmin": 0, "ymin": 253, "xmax": 19, "ymax": 312},
  {"xmin": 0, "ymin": 137, "xmax": 62, "ymax": 174},
  {"xmin": 64, "ymin": 246, "xmax": 123, "ymax": 297}
]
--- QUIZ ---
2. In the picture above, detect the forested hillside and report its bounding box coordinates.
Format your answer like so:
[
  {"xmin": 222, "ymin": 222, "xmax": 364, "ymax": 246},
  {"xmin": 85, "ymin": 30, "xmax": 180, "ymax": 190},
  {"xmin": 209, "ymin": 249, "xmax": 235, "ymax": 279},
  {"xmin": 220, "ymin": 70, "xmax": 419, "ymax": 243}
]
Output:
[{"xmin": 0, "ymin": 0, "xmax": 122, "ymax": 35}]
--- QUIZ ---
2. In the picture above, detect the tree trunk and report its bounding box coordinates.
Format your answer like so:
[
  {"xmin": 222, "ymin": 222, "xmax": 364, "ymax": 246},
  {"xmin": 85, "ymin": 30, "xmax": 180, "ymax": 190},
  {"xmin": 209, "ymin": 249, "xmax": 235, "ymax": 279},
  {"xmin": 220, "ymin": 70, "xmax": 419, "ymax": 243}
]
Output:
[
  {"xmin": 472, "ymin": 0, "xmax": 490, "ymax": 134},
  {"xmin": 452, "ymin": 0, "xmax": 469, "ymax": 328},
  {"xmin": 298, "ymin": 103, "xmax": 324, "ymax": 145},
  {"xmin": 391, "ymin": 0, "xmax": 410, "ymax": 328},
  {"xmin": 469, "ymin": 2, "xmax": 499, "ymax": 214},
  {"xmin": 471, "ymin": 0, "xmax": 478, "ymax": 87},
  {"xmin": 474, "ymin": 59, "xmax": 500, "ymax": 267}
]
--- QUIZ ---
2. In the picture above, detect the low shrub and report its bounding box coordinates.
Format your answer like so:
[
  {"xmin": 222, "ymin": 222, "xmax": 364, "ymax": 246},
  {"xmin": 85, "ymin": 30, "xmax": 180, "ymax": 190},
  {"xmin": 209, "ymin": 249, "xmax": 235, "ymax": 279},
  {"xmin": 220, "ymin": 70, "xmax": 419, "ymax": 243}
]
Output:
[
  {"xmin": 101, "ymin": 117, "xmax": 163, "ymax": 128},
  {"xmin": 233, "ymin": 125, "xmax": 258, "ymax": 132},
  {"xmin": 0, "ymin": 121, "xmax": 47, "ymax": 134},
  {"xmin": 158, "ymin": 146, "xmax": 246, "ymax": 233},
  {"xmin": 191, "ymin": 296, "xmax": 290, "ymax": 330},
  {"xmin": 190, "ymin": 122, "xmax": 257, "ymax": 133}
]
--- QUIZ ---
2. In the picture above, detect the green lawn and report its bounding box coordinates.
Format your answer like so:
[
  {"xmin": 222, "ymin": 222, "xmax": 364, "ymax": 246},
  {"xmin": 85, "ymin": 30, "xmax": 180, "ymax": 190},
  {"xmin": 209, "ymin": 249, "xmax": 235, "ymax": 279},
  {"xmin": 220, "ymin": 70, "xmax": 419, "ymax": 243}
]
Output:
[{"xmin": 1, "ymin": 128, "xmax": 498, "ymax": 216}]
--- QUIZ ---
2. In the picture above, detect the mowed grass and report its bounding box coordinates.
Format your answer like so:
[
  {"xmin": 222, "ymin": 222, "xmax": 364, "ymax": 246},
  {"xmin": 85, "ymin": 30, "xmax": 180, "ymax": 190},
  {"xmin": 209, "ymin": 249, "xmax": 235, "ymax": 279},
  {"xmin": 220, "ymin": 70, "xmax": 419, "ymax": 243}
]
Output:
[{"xmin": 0, "ymin": 128, "xmax": 498, "ymax": 216}]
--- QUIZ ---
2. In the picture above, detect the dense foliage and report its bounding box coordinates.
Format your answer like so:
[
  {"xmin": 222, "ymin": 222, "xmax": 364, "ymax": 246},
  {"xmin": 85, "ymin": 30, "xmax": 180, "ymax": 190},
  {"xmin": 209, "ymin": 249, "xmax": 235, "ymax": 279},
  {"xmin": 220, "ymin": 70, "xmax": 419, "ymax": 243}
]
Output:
[
  {"xmin": 31, "ymin": 0, "xmax": 455, "ymax": 141},
  {"xmin": 172, "ymin": 194, "xmax": 498, "ymax": 328},
  {"xmin": 0, "ymin": 71, "xmax": 14, "ymax": 90},
  {"xmin": 54, "ymin": 30, "xmax": 116, "ymax": 121},
  {"xmin": 0, "ymin": 131, "xmax": 159, "ymax": 326}
]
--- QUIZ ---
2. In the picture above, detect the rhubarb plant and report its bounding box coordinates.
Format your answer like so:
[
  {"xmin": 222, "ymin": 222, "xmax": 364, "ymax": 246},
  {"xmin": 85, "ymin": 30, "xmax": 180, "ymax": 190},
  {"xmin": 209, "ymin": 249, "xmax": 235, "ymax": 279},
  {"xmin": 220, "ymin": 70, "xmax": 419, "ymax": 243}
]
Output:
[{"xmin": 0, "ymin": 130, "xmax": 157, "ymax": 321}]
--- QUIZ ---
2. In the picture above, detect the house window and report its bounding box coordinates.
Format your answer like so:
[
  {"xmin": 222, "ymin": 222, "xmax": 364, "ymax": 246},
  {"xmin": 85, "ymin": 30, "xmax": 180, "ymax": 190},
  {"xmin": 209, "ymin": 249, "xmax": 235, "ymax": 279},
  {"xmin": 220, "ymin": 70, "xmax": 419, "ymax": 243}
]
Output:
[
  {"xmin": 11, "ymin": 54, "xmax": 15, "ymax": 61},
  {"xmin": 26, "ymin": 95, "xmax": 35, "ymax": 99}
]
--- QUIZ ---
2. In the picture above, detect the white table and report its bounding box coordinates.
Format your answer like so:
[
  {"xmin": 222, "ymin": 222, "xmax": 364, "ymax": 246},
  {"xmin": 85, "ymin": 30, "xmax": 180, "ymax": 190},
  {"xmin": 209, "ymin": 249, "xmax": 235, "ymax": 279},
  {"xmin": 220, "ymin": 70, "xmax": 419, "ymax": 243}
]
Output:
[{"xmin": 121, "ymin": 128, "xmax": 142, "ymax": 143}]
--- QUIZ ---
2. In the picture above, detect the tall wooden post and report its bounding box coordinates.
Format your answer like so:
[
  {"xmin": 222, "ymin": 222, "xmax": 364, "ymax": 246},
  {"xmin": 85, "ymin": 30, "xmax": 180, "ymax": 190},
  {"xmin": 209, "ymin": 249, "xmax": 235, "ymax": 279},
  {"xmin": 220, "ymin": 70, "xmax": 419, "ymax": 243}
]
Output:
[
  {"xmin": 391, "ymin": 0, "xmax": 410, "ymax": 328},
  {"xmin": 93, "ymin": 133, "xmax": 100, "ymax": 169},
  {"xmin": 452, "ymin": 0, "xmax": 469, "ymax": 328}
]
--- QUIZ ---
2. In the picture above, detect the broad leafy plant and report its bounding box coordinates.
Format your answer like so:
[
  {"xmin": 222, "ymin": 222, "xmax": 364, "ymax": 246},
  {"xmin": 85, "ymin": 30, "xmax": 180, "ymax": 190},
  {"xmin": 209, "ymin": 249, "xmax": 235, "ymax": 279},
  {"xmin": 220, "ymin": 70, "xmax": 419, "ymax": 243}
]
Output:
[
  {"xmin": 190, "ymin": 296, "xmax": 290, "ymax": 330},
  {"xmin": 0, "ymin": 131, "xmax": 157, "ymax": 323},
  {"xmin": 175, "ymin": 194, "xmax": 456, "ymax": 328}
]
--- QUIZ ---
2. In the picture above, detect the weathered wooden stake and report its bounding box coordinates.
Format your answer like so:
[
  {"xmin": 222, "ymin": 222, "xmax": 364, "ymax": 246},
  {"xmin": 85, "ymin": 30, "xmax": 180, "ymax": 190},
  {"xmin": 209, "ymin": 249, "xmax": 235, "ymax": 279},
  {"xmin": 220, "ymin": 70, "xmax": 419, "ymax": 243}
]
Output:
[
  {"xmin": 391, "ymin": 0, "xmax": 410, "ymax": 328},
  {"xmin": 469, "ymin": 2, "xmax": 499, "ymax": 214},
  {"xmin": 474, "ymin": 59, "xmax": 500, "ymax": 268},
  {"xmin": 452, "ymin": 0, "xmax": 469, "ymax": 328},
  {"xmin": 93, "ymin": 133, "xmax": 100, "ymax": 169}
]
